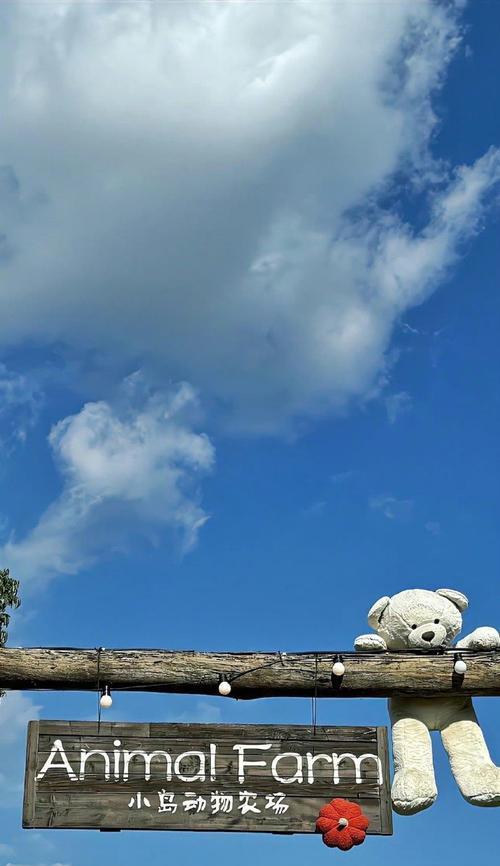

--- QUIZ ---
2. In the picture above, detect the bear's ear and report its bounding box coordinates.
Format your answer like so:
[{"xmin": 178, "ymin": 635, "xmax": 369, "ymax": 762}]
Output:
[
  {"xmin": 367, "ymin": 596, "xmax": 391, "ymax": 629},
  {"xmin": 436, "ymin": 588, "xmax": 469, "ymax": 612}
]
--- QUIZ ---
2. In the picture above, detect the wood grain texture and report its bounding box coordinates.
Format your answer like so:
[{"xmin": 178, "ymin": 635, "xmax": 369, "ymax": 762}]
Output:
[
  {"xmin": 22, "ymin": 721, "xmax": 38, "ymax": 829},
  {"xmin": 2, "ymin": 647, "xmax": 500, "ymax": 697},
  {"xmin": 24, "ymin": 721, "xmax": 392, "ymax": 835}
]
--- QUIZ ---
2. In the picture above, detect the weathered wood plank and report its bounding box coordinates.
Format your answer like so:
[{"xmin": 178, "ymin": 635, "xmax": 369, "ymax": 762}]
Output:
[
  {"xmin": 22, "ymin": 720, "xmax": 38, "ymax": 829},
  {"xmin": 376, "ymin": 726, "xmax": 392, "ymax": 835},
  {"xmin": 37, "ymin": 779, "xmax": 384, "ymax": 795},
  {"xmin": 37, "ymin": 721, "xmax": 378, "ymax": 742},
  {"xmin": 3, "ymin": 647, "xmax": 500, "ymax": 697},
  {"xmin": 27, "ymin": 793, "xmax": 387, "ymax": 834}
]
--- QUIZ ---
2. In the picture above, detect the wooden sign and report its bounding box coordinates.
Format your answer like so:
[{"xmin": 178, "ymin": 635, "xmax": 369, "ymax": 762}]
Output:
[{"xmin": 23, "ymin": 721, "xmax": 392, "ymax": 835}]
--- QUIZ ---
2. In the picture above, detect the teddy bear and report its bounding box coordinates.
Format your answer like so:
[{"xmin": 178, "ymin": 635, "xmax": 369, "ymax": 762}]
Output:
[{"xmin": 354, "ymin": 588, "xmax": 500, "ymax": 815}]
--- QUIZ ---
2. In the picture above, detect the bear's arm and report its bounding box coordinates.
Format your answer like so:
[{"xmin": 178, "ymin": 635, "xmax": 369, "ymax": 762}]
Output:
[
  {"xmin": 456, "ymin": 626, "xmax": 500, "ymax": 650},
  {"xmin": 354, "ymin": 633, "xmax": 387, "ymax": 652}
]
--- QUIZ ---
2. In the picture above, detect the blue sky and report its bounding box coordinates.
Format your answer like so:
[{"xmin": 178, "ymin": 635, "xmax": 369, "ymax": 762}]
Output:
[{"xmin": 0, "ymin": 1, "xmax": 499, "ymax": 864}]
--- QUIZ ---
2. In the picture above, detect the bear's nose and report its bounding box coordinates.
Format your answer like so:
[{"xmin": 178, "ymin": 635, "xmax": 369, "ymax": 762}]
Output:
[{"xmin": 422, "ymin": 631, "xmax": 435, "ymax": 642}]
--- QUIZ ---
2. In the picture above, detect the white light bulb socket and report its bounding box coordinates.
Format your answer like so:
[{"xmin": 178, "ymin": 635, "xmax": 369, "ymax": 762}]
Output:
[
  {"xmin": 218, "ymin": 680, "xmax": 231, "ymax": 696},
  {"xmin": 100, "ymin": 687, "xmax": 113, "ymax": 709}
]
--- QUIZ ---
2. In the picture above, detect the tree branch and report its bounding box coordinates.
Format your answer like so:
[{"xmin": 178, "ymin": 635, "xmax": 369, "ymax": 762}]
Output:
[{"xmin": 0, "ymin": 647, "xmax": 499, "ymax": 698}]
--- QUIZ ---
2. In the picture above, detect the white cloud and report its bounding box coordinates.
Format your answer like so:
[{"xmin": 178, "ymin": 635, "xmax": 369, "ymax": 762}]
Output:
[
  {"xmin": 0, "ymin": 692, "xmax": 41, "ymax": 807},
  {"xmin": 385, "ymin": 391, "xmax": 413, "ymax": 424},
  {"xmin": 0, "ymin": 364, "xmax": 42, "ymax": 452},
  {"xmin": 175, "ymin": 701, "xmax": 222, "ymax": 725},
  {"xmin": 0, "ymin": 1, "xmax": 497, "ymax": 433},
  {"xmin": 370, "ymin": 494, "xmax": 414, "ymax": 521},
  {"xmin": 330, "ymin": 470, "xmax": 355, "ymax": 485},
  {"xmin": 303, "ymin": 499, "xmax": 327, "ymax": 517},
  {"xmin": 0, "ymin": 692, "xmax": 38, "ymax": 746},
  {"xmin": 0, "ymin": 377, "xmax": 214, "ymax": 584}
]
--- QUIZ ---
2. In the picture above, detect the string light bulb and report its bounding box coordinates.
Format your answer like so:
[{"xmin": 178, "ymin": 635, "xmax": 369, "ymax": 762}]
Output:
[
  {"xmin": 100, "ymin": 686, "xmax": 113, "ymax": 709},
  {"xmin": 454, "ymin": 655, "xmax": 467, "ymax": 675},
  {"xmin": 218, "ymin": 679, "xmax": 231, "ymax": 696},
  {"xmin": 332, "ymin": 655, "xmax": 345, "ymax": 677}
]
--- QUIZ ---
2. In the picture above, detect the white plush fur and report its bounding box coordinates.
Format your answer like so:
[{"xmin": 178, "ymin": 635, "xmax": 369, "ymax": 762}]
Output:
[{"xmin": 355, "ymin": 588, "xmax": 500, "ymax": 814}]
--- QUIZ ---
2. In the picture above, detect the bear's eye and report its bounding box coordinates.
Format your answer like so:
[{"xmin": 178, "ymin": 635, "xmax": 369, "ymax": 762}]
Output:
[
  {"xmin": 434, "ymin": 619, "xmax": 440, "ymax": 624},
  {"xmin": 411, "ymin": 624, "xmax": 417, "ymax": 630}
]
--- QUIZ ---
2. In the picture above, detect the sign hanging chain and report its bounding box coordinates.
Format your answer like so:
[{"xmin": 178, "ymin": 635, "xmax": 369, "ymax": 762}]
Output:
[{"xmin": 96, "ymin": 646, "xmax": 103, "ymax": 732}]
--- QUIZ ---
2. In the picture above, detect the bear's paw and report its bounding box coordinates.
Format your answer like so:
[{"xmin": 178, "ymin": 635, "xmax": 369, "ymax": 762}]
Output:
[{"xmin": 391, "ymin": 769, "xmax": 437, "ymax": 815}]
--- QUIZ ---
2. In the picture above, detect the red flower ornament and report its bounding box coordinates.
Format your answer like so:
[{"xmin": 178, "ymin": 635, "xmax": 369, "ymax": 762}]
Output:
[{"xmin": 316, "ymin": 798, "xmax": 370, "ymax": 850}]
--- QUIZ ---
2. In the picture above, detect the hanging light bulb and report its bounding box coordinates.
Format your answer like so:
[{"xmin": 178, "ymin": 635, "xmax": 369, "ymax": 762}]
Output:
[
  {"xmin": 100, "ymin": 685, "xmax": 113, "ymax": 709},
  {"xmin": 218, "ymin": 679, "xmax": 232, "ymax": 696},
  {"xmin": 454, "ymin": 655, "xmax": 467, "ymax": 675},
  {"xmin": 332, "ymin": 655, "xmax": 345, "ymax": 677}
]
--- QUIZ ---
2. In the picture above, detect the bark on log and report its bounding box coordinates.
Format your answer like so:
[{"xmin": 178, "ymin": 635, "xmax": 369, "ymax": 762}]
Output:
[{"xmin": 0, "ymin": 647, "xmax": 499, "ymax": 698}]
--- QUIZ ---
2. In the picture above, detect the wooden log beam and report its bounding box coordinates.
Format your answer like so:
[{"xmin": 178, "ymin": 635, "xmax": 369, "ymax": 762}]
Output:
[{"xmin": 0, "ymin": 647, "xmax": 499, "ymax": 698}]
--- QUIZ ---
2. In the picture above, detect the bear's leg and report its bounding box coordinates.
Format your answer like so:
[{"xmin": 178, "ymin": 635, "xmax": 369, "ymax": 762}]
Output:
[
  {"xmin": 391, "ymin": 714, "xmax": 437, "ymax": 815},
  {"xmin": 440, "ymin": 699, "xmax": 500, "ymax": 807}
]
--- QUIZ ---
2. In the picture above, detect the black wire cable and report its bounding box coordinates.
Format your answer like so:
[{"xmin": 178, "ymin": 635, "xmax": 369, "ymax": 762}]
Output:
[{"xmin": 96, "ymin": 646, "xmax": 103, "ymax": 732}]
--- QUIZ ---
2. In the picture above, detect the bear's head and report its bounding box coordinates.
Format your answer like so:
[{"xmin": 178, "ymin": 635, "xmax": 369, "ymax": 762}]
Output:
[{"xmin": 367, "ymin": 588, "xmax": 468, "ymax": 650}]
